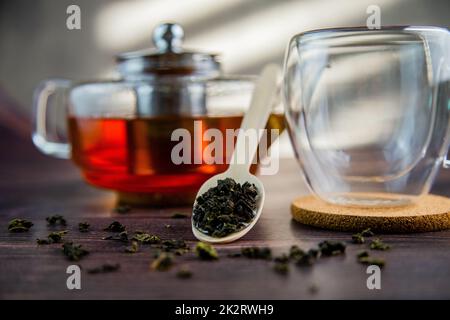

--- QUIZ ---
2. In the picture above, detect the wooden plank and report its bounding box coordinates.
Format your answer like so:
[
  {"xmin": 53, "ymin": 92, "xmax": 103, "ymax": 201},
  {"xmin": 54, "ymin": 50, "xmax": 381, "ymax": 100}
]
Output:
[{"xmin": 1, "ymin": 124, "xmax": 450, "ymax": 299}]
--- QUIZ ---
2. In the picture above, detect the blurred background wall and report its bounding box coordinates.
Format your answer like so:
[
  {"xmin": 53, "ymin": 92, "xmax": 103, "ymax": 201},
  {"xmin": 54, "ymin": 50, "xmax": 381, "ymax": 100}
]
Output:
[{"xmin": 0, "ymin": 0, "xmax": 449, "ymax": 116}]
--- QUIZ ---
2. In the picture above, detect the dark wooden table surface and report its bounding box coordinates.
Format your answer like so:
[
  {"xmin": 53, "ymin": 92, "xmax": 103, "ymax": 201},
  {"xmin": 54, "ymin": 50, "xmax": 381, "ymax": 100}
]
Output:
[{"xmin": 1, "ymin": 123, "xmax": 450, "ymax": 300}]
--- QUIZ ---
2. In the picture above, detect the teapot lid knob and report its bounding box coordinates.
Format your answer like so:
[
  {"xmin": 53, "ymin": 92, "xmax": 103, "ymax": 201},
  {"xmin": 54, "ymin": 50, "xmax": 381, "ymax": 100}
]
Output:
[
  {"xmin": 117, "ymin": 22, "xmax": 220, "ymax": 78},
  {"xmin": 152, "ymin": 23, "xmax": 184, "ymax": 53}
]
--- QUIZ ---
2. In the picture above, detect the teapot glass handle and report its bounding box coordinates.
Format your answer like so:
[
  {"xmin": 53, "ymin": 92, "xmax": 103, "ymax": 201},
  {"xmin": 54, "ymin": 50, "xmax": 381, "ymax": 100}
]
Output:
[
  {"xmin": 32, "ymin": 79, "xmax": 71, "ymax": 159},
  {"xmin": 444, "ymin": 151, "xmax": 450, "ymax": 169}
]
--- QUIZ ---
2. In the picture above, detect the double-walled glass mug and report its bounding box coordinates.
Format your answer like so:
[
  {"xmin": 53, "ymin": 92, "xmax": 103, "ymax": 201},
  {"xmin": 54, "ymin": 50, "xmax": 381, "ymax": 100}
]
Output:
[
  {"xmin": 32, "ymin": 23, "xmax": 284, "ymax": 206},
  {"xmin": 284, "ymin": 26, "xmax": 450, "ymax": 207}
]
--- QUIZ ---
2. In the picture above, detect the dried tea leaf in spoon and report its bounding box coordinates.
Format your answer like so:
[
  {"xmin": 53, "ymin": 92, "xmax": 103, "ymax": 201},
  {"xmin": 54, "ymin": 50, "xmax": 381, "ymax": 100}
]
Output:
[{"xmin": 193, "ymin": 178, "xmax": 258, "ymax": 238}]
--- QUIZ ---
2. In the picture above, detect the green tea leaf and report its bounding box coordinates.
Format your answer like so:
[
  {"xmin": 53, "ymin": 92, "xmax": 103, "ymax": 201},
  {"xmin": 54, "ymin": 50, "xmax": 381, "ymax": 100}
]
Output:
[
  {"xmin": 78, "ymin": 222, "xmax": 90, "ymax": 232},
  {"xmin": 318, "ymin": 241, "xmax": 346, "ymax": 256},
  {"xmin": 62, "ymin": 242, "xmax": 89, "ymax": 261},
  {"xmin": 46, "ymin": 215, "xmax": 67, "ymax": 226},
  {"xmin": 151, "ymin": 252, "xmax": 174, "ymax": 271},
  {"xmin": 8, "ymin": 219, "xmax": 33, "ymax": 233},
  {"xmin": 125, "ymin": 241, "xmax": 139, "ymax": 254},
  {"xmin": 241, "ymin": 247, "xmax": 272, "ymax": 260},
  {"xmin": 103, "ymin": 221, "xmax": 126, "ymax": 232},
  {"xmin": 132, "ymin": 232, "xmax": 161, "ymax": 244},
  {"xmin": 370, "ymin": 239, "xmax": 391, "ymax": 251},
  {"xmin": 195, "ymin": 242, "xmax": 218, "ymax": 260}
]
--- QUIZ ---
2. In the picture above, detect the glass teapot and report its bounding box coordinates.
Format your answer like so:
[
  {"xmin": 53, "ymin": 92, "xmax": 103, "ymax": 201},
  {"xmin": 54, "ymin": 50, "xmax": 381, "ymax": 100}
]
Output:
[{"xmin": 33, "ymin": 23, "xmax": 284, "ymax": 206}]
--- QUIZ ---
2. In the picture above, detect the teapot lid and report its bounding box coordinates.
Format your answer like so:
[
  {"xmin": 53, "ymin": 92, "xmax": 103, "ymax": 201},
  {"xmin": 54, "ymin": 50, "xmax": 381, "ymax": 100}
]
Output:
[{"xmin": 116, "ymin": 23, "xmax": 221, "ymax": 78}]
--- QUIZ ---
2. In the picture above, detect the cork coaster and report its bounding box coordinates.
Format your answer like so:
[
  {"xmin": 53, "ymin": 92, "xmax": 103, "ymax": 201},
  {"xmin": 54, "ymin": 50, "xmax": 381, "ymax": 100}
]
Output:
[{"xmin": 291, "ymin": 194, "xmax": 450, "ymax": 233}]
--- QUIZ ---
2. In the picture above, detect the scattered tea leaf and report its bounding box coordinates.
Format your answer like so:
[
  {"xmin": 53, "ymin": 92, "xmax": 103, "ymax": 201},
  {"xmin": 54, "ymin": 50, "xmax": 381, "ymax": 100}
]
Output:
[
  {"xmin": 307, "ymin": 248, "xmax": 319, "ymax": 258},
  {"xmin": 358, "ymin": 256, "xmax": 385, "ymax": 267},
  {"xmin": 192, "ymin": 178, "xmax": 258, "ymax": 238},
  {"xmin": 357, "ymin": 250, "xmax": 385, "ymax": 267},
  {"xmin": 48, "ymin": 230, "xmax": 67, "ymax": 243},
  {"xmin": 36, "ymin": 230, "xmax": 68, "ymax": 245},
  {"xmin": 352, "ymin": 233, "xmax": 365, "ymax": 244},
  {"xmin": 132, "ymin": 232, "xmax": 161, "ymax": 244},
  {"xmin": 104, "ymin": 221, "xmax": 126, "ymax": 232},
  {"xmin": 119, "ymin": 231, "xmax": 129, "ymax": 242},
  {"xmin": 296, "ymin": 248, "xmax": 319, "ymax": 267},
  {"xmin": 151, "ymin": 252, "xmax": 173, "ymax": 271},
  {"xmin": 361, "ymin": 228, "xmax": 375, "ymax": 237},
  {"xmin": 46, "ymin": 215, "xmax": 67, "ymax": 226},
  {"xmin": 195, "ymin": 242, "xmax": 218, "ymax": 260},
  {"xmin": 352, "ymin": 228, "xmax": 374, "ymax": 244},
  {"xmin": 171, "ymin": 213, "xmax": 188, "ymax": 219},
  {"xmin": 370, "ymin": 239, "xmax": 390, "ymax": 251},
  {"xmin": 62, "ymin": 242, "xmax": 89, "ymax": 261},
  {"xmin": 125, "ymin": 241, "xmax": 139, "ymax": 254},
  {"xmin": 318, "ymin": 241, "xmax": 346, "ymax": 256},
  {"xmin": 78, "ymin": 222, "xmax": 90, "ymax": 232},
  {"xmin": 103, "ymin": 231, "xmax": 128, "ymax": 243},
  {"xmin": 88, "ymin": 263, "xmax": 120, "ymax": 274},
  {"xmin": 289, "ymin": 245, "xmax": 305, "ymax": 260},
  {"xmin": 241, "ymin": 247, "xmax": 272, "ymax": 260},
  {"xmin": 273, "ymin": 262, "xmax": 289, "ymax": 275},
  {"xmin": 8, "ymin": 219, "xmax": 33, "ymax": 233}
]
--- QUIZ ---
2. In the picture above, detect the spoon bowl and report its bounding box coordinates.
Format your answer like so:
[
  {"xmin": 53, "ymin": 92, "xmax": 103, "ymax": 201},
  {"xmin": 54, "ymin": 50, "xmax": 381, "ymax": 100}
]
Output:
[
  {"xmin": 192, "ymin": 171, "xmax": 266, "ymax": 243},
  {"xmin": 191, "ymin": 64, "xmax": 280, "ymax": 243}
]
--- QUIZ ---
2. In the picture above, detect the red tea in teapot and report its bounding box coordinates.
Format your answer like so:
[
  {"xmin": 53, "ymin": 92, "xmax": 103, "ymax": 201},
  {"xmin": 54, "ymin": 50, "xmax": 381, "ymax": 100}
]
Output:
[{"xmin": 68, "ymin": 113, "xmax": 284, "ymax": 206}]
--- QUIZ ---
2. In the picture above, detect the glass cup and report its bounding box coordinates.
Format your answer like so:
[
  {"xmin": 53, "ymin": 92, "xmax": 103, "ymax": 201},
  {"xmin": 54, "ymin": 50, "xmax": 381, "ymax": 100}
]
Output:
[{"xmin": 283, "ymin": 26, "xmax": 450, "ymax": 207}]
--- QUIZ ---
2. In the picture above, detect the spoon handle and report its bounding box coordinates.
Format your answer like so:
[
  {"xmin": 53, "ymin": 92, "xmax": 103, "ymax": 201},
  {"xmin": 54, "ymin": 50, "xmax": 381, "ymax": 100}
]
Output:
[{"xmin": 228, "ymin": 64, "xmax": 280, "ymax": 175}]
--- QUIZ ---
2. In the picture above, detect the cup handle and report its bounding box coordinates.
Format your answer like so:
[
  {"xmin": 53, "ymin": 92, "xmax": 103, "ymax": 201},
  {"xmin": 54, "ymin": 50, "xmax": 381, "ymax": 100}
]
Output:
[{"xmin": 32, "ymin": 79, "xmax": 71, "ymax": 159}]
